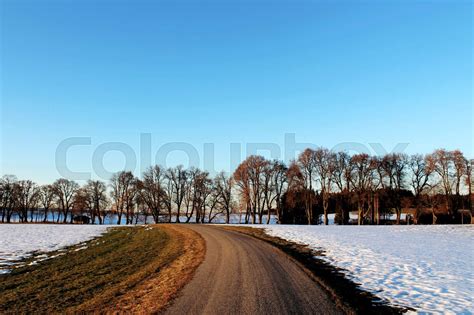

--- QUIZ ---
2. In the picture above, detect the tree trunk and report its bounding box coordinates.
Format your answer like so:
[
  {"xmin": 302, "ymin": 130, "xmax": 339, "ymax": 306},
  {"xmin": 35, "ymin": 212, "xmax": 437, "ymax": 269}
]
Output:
[
  {"xmin": 306, "ymin": 191, "xmax": 312, "ymax": 225},
  {"xmin": 323, "ymin": 198, "xmax": 329, "ymax": 225},
  {"xmin": 176, "ymin": 205, "xmax": 181, "ymax": 223},
  {"xmin": 374, "ymin": 194, "xmax": 380, "ymax": 225}
]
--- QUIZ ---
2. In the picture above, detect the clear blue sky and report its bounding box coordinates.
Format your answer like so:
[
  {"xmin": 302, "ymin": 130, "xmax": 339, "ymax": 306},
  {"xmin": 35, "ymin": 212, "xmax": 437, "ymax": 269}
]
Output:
[{"xmin": 1, "ymin": 0, "xmax": 472, "ymax": 184}]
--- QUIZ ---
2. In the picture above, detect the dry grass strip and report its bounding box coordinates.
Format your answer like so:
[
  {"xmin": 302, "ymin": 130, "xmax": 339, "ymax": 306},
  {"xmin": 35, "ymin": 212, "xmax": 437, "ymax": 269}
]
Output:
[{"xmin": 105, "ymin": 225, "xmax": 206, "ymax": 314}]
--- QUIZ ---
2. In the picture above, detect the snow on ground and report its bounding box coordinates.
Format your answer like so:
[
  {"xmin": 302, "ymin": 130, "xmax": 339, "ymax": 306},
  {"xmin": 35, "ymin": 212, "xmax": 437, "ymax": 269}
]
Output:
[
  {"xmin": 0, "ymin": 224, "xmax": 111, "ymax": 274},
  {"xmin": 254, "ymin": 225, "xmax": 474, "ymax": 314},
  {"xmin": 326, "ymin": 213, "xmax": 407, "ymax": 225}
]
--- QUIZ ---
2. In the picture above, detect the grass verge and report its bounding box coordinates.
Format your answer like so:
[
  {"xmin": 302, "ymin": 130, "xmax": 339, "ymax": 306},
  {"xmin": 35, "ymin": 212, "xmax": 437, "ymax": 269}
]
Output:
[
  {"xmin": 0, "ymin": 224, "xmax": 205, "ymax": 314},
  {"xmin": 222, "ymin": 226, "xmax": 411, "ymax": 315}
]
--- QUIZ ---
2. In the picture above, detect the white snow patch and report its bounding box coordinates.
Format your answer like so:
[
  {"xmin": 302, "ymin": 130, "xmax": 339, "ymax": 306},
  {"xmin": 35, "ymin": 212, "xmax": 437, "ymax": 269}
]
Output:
[
  {"xmin": 253, "ymin": 225, "xmax": 474, "ymax": 314},
  {"xmin": 0, "ymin": 224, "xmax": 111, "ymax": 273}
]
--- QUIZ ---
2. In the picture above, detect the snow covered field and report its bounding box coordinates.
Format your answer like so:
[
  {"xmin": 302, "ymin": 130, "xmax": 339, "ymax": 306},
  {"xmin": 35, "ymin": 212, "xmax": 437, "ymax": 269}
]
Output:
[
  {"xmin": 256, "ymin": 225, "xmax": 474, "ymax": 314},
  {"xmin": 0, "ymin": 224, "xmax": 111, "ymax": 274}
]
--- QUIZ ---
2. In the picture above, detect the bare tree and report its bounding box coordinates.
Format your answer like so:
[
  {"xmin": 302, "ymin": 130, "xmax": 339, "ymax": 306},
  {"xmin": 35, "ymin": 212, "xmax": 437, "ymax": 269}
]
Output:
[
  {"xmin": 383, "ymin": 153, "xmax": 408, "ymax": 224},
  {"xmin": 39, "ymin": 185, "xmax": 55, "ymax": 222},
  {"xmin": 200, "ymin": 172, "xmax": 214, "ymax": 223},
  {"xmin": 425, "ymin": 182, "xmax": 443, "ymax": 224},
  {"xmin": 233, "ymin": 160, "xmax": 252, "ymax": 224},
  {"xmin": 257, "ymin": 160, "xmax": 288, "ymax": 224},
  {"xmin": 16, "ymin": 180, "xmax": 39, "ymax": 223},
  {"xmin": 409, "ymin": 154, "xmax": 433, "ymax": 223},
  {"xmin": 370, "ymin": 156, "xmax": 389, "ymax": 225},
  {"xmin": 427, "ymin": 149, "xmax": 455, "ymax": 217},
  {"xmin": 125, "ymin": 177, "xmax": 139, "ymax": 225},
  {"xmin": 285, "ymin": 161, "xmax": 305, "ymax": 223},
  {"xmin": 214, "ymin": 171, "xmax": 233, "ymax": 224},
  {"xmin": 162, "ymin": 174, "xmax": 174, "ymax": 223},
  {"xmin": 202, "ymin": 175, "xmax": 218, "ymax": 223},
  {"xmin": 452, "ymin": 151, "xmax": 467, "ymax": 197},
  {"xmin": 350, "ymin": 154, "xmax": 375, "ymax": 225},
  {"xmin": 452, "ymin": 150, "xmax": 467, "ymax": 212},
  {"xmin": 140, "ymin": 165, "xmax": 166, "ymax": 223},
  {"xmin": 368, "ymin": 157, "xmax": 383, "ymax": 224},
  {"xmin": 185, "ymin": 168, "xmax": 210, "ymax": 223},
  {"xmin": 261, "ymin": 161, "xmax": 274, "ymax": 224},
  {"xmin": 313, "ymin": 148, "xmax": 336, "ymax": 225},
  {"xmin": 269, "ymin": 160, "xmax": 287, "ymax": 224},
  {"xmin": 52, "ymin": 178, "xmax": 79, "ymax": 223},
  {"xmin": 466, "ymin": 159, "xmax": 473, "ymax": 213},
  {"xmin": 183, "ymin": 167, "xmax": 200, "ymax": 223},
  {"xmin": 409, "ymin": 154, "xmax": 433, "ymax": 198},
  {"xmin": 207, "ymin": 183, "xmax": 224, "ymax": 223},
  {"xmin": 110, "ymin": 171, "xmax": 135, "ymax": 225},
  {"xmin": 72, "ymin": 187, "xmax": 93, "ymax": 220},
  {"xmin": 297, "ymin": 149, "xmax": 316, "ymax": 225},
  {"xmin": 84, "ymin": 180, "xmax": 108, "ymax": 224},
  {"xmin": 134, "ymin": 192, "xmax": 149, "ymax": 224},
  {"xmin": 166, "ymin": 166, "xmax": 187, "ymax": 223},
  {"xmin": 247, "ymin": 156, "xmax": 268, "ymax": 224},
  {"xmin": 0, "ymin": 175, "xmax": 18, "ymax": 223},
  {"xmin": 234, "ymin": 157, "xmax": 260, "ymax": 224},
  {"xmin": 333, "ymin": 152, "xmax": 352, "ymax": 224}
]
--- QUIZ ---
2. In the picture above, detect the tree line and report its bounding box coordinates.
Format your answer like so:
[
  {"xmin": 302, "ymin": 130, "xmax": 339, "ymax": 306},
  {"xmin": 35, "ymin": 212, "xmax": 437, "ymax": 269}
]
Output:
[{"xmin": 0, "ymin": 148, "xmax": 472, "ymax": 225}]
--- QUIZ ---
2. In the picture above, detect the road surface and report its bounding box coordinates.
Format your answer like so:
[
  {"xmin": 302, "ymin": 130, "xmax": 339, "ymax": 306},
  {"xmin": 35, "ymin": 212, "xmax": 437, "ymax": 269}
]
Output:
[{"xmin": 166, "ymin": 225, "xmax": 341, "ymax": 315}]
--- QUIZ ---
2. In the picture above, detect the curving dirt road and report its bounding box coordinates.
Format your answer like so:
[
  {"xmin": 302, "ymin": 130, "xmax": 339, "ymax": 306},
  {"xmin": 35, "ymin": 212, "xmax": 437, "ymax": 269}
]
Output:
[{"xmin": 166, "ymin": 225, "xmax": 341, "ymax": 315}]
